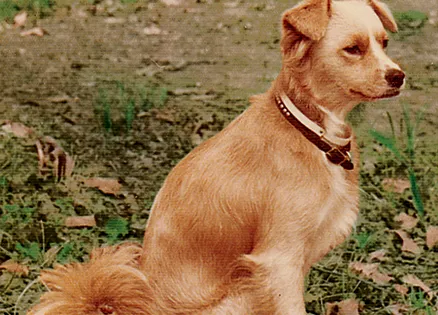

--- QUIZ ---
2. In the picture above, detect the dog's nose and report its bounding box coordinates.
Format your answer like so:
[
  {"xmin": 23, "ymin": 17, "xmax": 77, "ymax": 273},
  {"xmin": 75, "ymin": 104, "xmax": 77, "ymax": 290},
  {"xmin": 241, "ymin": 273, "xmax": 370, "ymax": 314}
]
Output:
[{"xmin": 385, "ymin": 69, "xmax": 405, "ymax": 88}]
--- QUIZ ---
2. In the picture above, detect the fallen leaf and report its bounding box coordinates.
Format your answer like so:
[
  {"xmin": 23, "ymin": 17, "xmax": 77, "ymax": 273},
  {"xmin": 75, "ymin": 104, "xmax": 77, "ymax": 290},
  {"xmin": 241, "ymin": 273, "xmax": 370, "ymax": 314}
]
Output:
[
  {"xmin": 394, "ymin": 284, "xmax": 409, "ymax": 296},
  {"xmin": 387, "ymin": 303, "xmax": 409, "ymax": 315},
  {"xmin": 368, "ymin": 249, "xmax": 387, "ymax": 261},
  {"xmin": 394, "ymin": 213, "xmax": 418, "ymax": 230},
  {"xmin": 382, "ymin": 178, "xmax": 410, "ymax": 193},
  {"xmin": 349, "ymin": 262, "xmax": 394, "ymax": 285},
  {"xmin": 43, "ymin": 246, "xmax": 60, "ymax": 266},
  {"xmin": 84, "ymin": 178, "xmax": 122, "ymax": 195},
  {"xmin": 0, "ymin": 260, "xmax": 29, "ymax": 276},
  {"xmin": 426, "ymin": 226, "xmax": 438, "ymax": 248},
  {"xmin": 36, "ymin": 136, "xmax": 75, "ymax": 179},
  {"xmin": 326, "ymin": 299, "xmax": 360, "ymax": 315},
  {"xmin": 65, "ymin": 215, "xmax": 97, "ymax": 228},
  {"xmin": 14, "ymin": 11, "xmax": 28, "ymax": 28},
  {"xmin": 402, "ymin": 274, "xmax": 434, "ymax": 298},
  {"xmin": 1, "ymin": 121, "xmax": 33, "ymax": 138},
  {"xmin": 394, "ymin": 230, "xmax": 421, "ymax": 254},
  {"xmin": 20, "ymin": 27, "xmax": 47, "ymax": 37}
]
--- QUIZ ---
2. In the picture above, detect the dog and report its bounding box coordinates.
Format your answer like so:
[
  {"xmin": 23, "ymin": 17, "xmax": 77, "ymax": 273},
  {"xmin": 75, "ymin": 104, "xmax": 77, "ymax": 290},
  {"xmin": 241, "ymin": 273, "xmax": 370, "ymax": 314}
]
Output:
[{"xmin": 29, "ymin": 0, "xmax": 404, "ymax": 314}]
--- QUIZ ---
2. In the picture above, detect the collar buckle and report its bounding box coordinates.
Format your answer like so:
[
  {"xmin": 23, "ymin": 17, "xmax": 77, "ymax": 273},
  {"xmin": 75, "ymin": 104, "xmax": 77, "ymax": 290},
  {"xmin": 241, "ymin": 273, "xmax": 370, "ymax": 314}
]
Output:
[{"xmin": 275, "ymin": 93, "xmax": 354, "ymax": 171}]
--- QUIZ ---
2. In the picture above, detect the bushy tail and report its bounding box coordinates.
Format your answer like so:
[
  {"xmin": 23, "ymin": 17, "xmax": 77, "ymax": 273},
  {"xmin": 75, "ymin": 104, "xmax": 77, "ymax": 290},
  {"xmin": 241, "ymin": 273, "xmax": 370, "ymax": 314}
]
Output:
[{"xmin": 28, "ymin": 243, "xmax": 153, "ymax": 315}]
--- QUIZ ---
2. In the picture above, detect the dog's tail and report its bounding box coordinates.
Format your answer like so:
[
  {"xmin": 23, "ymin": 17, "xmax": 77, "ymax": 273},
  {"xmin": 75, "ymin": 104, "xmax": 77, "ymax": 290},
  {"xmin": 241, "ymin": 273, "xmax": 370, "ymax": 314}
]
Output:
[{"xmin": 28, "ymin": 243, "xmax": 153, "ymax": 315}]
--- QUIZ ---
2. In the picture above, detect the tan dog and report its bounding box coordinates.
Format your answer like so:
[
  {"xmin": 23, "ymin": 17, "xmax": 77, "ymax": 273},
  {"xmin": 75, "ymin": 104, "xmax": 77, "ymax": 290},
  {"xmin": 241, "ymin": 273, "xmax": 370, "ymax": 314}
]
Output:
[{"xmin": 29, "ymin": 0, "xmax": 404, "ymax": 314}]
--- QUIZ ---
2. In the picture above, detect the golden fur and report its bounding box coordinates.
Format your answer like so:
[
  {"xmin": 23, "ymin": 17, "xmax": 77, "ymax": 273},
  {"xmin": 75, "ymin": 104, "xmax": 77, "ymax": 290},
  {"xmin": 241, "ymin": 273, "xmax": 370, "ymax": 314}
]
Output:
[{"xmin": 29, "ymin": 0, "xmax": 404, "ymax": 314}]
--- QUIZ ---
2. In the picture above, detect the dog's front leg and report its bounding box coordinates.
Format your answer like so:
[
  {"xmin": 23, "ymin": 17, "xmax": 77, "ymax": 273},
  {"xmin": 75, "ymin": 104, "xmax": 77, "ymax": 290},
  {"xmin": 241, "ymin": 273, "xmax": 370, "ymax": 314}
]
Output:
[{"xmin": 247, "ymin": 248, "xmax": 307, "ymax": 315}]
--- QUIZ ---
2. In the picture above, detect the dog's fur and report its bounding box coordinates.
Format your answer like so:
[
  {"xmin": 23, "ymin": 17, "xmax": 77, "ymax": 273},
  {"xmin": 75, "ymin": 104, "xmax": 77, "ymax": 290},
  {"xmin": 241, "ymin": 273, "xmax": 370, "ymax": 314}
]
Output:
[{"xmin": 29, "ymin": 0, "xmax": 404, "ymax": 314}]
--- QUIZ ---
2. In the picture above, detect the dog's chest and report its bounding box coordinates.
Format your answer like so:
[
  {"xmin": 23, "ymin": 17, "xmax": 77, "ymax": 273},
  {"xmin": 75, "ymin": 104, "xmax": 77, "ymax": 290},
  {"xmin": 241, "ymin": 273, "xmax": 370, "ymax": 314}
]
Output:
[{"xmin": 316, "ymin": 160, "xmax": 358, "ymax": 239}]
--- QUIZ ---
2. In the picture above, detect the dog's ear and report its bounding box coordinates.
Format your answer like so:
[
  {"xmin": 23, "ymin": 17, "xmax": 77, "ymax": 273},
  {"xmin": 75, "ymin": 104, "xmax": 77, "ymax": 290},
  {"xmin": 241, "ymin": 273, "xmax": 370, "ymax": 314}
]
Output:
[
  {"xmin": 368, "ymin": 0, "xmax": 398, "ymax": 32},
  {"xmin": 281, "ymin": 0, "xmax": 331, "ymax": 56},
  {"xmin": 282, "ymin": 0, "xmax": 332, "ymax": 41}
]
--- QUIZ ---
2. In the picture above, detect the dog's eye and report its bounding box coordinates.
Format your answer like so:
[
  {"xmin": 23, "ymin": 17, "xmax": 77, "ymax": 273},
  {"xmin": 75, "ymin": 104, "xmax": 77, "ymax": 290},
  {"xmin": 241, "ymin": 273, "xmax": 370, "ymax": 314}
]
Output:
[
  {"xmin": 343, "ymin": 45, "xmax": 362, "ymax": 55},
  {"xmin": 382, "ymin": 39, "xmax": 389, "ymax": 49}
]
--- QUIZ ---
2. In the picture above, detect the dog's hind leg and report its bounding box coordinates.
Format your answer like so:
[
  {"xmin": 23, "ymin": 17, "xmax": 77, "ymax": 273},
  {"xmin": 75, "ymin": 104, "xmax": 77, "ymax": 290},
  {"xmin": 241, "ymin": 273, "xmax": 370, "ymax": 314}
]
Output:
[
  {"xmin": 245, "ymin": 249, "xmax": 307, "ymax": 315},
  {"xmin": 196, "ymin": 255, "xmax": 276, "ymax": 314}
]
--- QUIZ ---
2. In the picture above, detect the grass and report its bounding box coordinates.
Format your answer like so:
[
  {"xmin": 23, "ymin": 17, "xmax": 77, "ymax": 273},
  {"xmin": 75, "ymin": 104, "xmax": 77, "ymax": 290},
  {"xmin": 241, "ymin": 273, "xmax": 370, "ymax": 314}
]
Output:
[
  {"xmin": 0, "ymin": 134, "xmax": 146, "ymax": 314},
  {"xmin": 0, "ymin": 0, "xmax": 142, "ymax": 22},
  {"xmin": 370, "ymin": 104, "xmax": 426, "ymax": 217},
  {"xmin": 139, "ymin": 85, "xmax": 168, "ymax": 112},
  {"xmin": 0, "ymin": 1, "xmax": 19, "ymax": 22},
  {"xmin": 3, "ymin": 98, "xmax": 437, "ymax": 314},
  {"xmin": 0, "ymin": 0, "xmax": 54, "ymax": 22},
  {"xmin": 95, "ymin": 82, "xmax": 168, "ymax": 134},
  {"xmin": 393, "ymin": 10, "xmax": 429, "ymax": 40}
]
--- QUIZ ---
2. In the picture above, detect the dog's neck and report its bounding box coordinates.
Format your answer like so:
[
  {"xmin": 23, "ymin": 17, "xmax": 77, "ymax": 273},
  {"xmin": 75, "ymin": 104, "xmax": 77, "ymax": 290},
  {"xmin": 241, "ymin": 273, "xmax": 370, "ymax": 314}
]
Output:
[
  {"xmin": 273, "ymin": 70, "xmax": 353, "ymax": 141},
  {"xmin": 271, "ymin": 72, "xmax": 355, "ymax": 170}
]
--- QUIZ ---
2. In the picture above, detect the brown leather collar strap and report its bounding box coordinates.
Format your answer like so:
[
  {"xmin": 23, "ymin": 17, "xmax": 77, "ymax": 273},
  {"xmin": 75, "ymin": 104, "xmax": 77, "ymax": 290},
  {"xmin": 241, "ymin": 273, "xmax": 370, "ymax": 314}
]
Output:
[{"xmin": 275, "ymin": 93, "xmax": 354, "ymax": 170}]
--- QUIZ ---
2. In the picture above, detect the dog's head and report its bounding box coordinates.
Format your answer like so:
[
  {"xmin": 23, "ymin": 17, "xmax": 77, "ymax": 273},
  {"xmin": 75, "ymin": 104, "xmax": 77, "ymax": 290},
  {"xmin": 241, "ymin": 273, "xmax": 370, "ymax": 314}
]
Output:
[{"xmin": 281, "ymin": 0, "xmax": 404, "ymax": 115}]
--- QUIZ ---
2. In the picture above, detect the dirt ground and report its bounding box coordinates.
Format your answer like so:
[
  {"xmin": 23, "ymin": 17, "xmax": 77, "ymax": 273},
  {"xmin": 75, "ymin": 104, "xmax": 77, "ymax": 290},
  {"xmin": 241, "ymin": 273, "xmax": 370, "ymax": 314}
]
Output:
[{"xmin": 1, "ymin": 0, "xmax": 437, "ymax": 314}]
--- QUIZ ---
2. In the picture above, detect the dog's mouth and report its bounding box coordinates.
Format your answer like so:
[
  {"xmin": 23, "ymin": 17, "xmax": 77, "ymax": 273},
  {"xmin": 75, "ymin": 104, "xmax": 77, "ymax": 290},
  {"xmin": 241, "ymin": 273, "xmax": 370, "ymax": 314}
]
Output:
[{"xmin": 350, "ymin": 88, "xmax": 401, "ymax": 100}]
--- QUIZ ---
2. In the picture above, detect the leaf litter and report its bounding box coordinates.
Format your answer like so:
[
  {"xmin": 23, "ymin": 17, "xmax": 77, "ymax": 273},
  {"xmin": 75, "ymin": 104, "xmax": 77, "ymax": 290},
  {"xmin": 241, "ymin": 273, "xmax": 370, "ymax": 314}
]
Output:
[
  {"xmin": 394, "ymin": 230, "xmax": 422, "ymax": 254},
  {"xmin": 394, "ymin": 212, "xmax": 419, "ymax": 230},
  {"xmin": 326, "ymin": 298, "xmax": 361, "ymax": 315},
  {"xmin": 426, "ymin": 226, "xmax": 438, "ymax": 248},
  {"xmin": 36, "ymin": 136, "xmax": 75, "ymax": 180},
  {"xmin": 83, "ymin": 177, "xmax": 122, "ymax": 195},
  {"xmin": 349, "ymin": 262, "xmax": 394, "ymax": 285},
  {"xmin": 402, "ymin": 274, "xmax": 435, "ymax": 299}
]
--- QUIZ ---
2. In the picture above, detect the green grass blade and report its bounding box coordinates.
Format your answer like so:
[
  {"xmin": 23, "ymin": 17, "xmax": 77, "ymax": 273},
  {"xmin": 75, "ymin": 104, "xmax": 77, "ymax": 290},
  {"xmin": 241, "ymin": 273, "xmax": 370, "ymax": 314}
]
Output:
[
  {"xmin": 408, "ymin": 169, "xmax": 424, "ymax": 217},
  {"xmin": 369, "ymin": 129, "xmax": 405, "ymax": 163},
  {"xmin": 386, "ymin": 111, "xmax": 396, "ymax": 140},
  {"xmin": 402, "ymin": 104, "xmax": 415, "ymax": 162},
  {"xmin": 125, "ymin": 98, "xmax": 136, "ymax": 132}
]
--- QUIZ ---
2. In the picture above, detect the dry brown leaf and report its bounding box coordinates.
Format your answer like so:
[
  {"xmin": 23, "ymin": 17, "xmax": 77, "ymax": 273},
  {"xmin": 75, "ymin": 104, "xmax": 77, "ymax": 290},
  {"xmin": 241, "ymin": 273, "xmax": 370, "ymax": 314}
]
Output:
[
  {"xmin": 65, "ymin": 215, "xmax": 96, "ymax": 228},
  {"xmin": 394, "ymin": 230, "xmax": 421, "ymax": 254},
  {"xmin": 402, "ymin": 274, "xmax": 434, "ymax": 298},
  {"xmin": 36, "ymin": 136, "xmax": 75, "ymax": 179},
  {"xmin": 394, "ymin": 284, "xmax": 409, "ymax": 296},
  {"xmin": 84, "ymin": 178, "xmax": 122, "ymax": 195},
  {"xmin": 382, "ymin": 178, "xmax": 410, "ymax": 193},
  {"xmin": 349, "ymin": 262, "xmax": 394, "ymax": 285},
  {"xmin": 368, "ymin": 249, "xmax": 387, "ymax": 261},
  {"xmin": 1, "ymin": 121, "xmax": 33, "ymax": 138},
  {"xmin": 326, "ymin": 299, "xmax": 360, "ymax": 315},
  {"xmin": 0, "ymin": 260, "xmax": 29, "ymax": 276},
  {"xmin": 387, "ymin": 303, "xmax": 409, "ymax": 315},
  {"xmin": 394, "ymin": 213, "xmax": 418, "ymax": 230},
  {"xmin": 20, "ymin": 27, "xmax": 47, "ymax": 37},
  {"xmin": 426, "ymin": 226, "xmax": 438, "ymax": 248},
  {"xmin": 14, "ymin": 11, "xmax": 28, "ymax": 28},
  {"xmin": 43, "ymin": 246, "xmax": 60, "ymax": 266}
]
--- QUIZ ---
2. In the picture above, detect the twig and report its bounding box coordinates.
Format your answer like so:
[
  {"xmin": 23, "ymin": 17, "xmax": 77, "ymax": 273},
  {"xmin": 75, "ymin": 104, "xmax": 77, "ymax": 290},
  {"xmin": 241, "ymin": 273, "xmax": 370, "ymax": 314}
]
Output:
[
  {"xmin": 313, "ymin": 265, "xmax": 398, "ymax": 298},
  {"xmin": 14, "ymin": 278, "xmax": 39, "ymax": 315}
]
